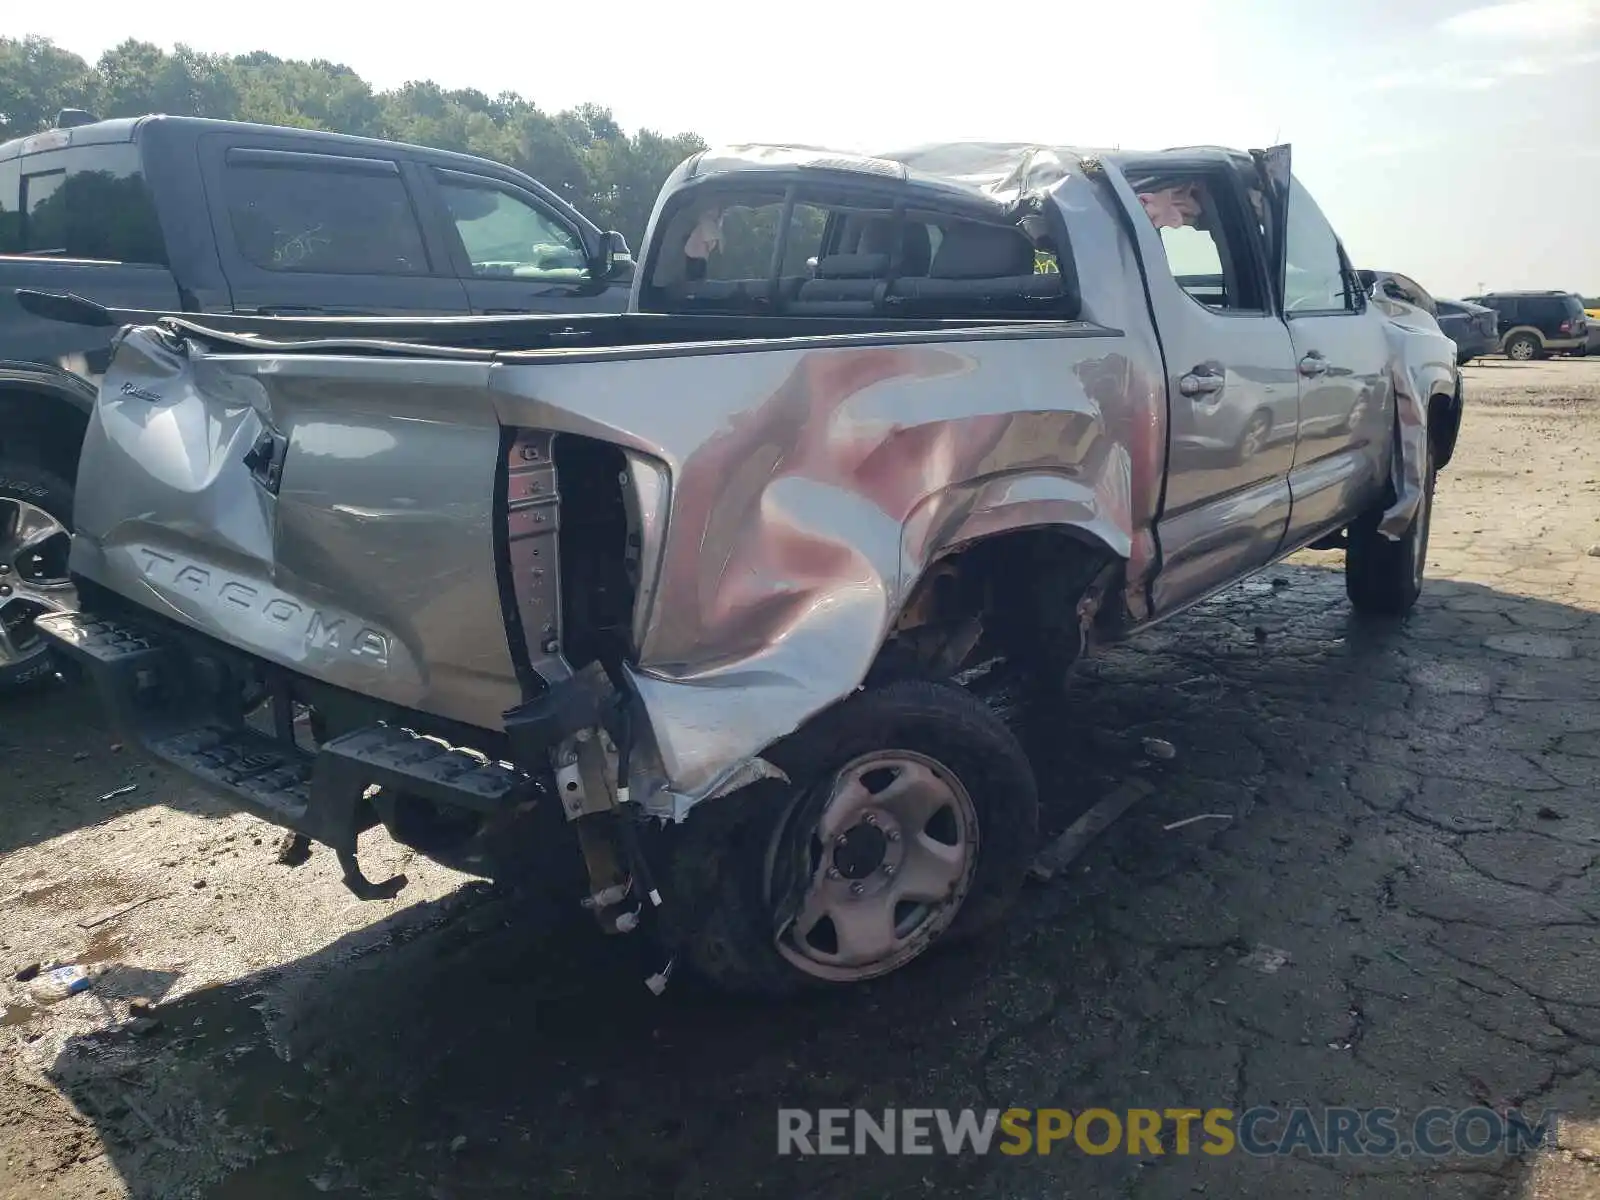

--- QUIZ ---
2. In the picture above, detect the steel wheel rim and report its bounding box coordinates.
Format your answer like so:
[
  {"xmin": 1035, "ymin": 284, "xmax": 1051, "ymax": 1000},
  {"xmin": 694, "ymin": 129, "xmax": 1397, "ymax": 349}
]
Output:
[
  {"xmin": 768, "ymin": 749, "xmax": 979, "ymax": 983},
  {"xmin": 0, "ymin": 498, "xmax": 75, "ymax": 670}
]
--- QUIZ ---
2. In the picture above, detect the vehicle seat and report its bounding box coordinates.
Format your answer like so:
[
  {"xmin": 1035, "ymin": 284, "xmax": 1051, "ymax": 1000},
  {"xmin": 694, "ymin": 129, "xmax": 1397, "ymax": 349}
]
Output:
[
  {"xmin": 859, "ymin": 218, "xmax": 933, "ymax": 277},
  {"xmin": 790, "ymin": 217, "xmax": 934, "ymax": 313},
  {"xmin": 889, "ymin": 220, "xmax": 1063, "ymax": 313}
]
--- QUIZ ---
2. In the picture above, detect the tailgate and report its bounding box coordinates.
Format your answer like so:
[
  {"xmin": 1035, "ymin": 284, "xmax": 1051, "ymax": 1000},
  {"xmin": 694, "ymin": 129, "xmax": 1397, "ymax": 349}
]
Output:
[{"xmin": 68, "ymin": 324, "xmax": 523, "ymax": 731}]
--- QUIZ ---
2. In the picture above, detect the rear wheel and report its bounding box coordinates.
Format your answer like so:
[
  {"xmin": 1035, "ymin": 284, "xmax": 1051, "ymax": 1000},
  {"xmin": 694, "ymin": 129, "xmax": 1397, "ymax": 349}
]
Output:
[
  {"xmin": 675, "ymin": 679, "xmax": 1038, "ymax": 997},
  {"xmin": 1505, "ymin": 333, "xmax": 1540, "ymax": 361},
  {"xmin": 1345, "ymin": 436, "xmax": 1434, "ymax": 617},
  {"xmin": 0, "ymin": 462, "xmax": 76, "ymax": 693}
]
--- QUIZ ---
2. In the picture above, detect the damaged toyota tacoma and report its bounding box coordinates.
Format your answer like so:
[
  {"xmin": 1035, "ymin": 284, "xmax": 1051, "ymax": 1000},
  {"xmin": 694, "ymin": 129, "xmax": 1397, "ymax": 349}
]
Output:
[{"xmin": 31, "ymin": 141, "xmax": 1463, "ymax": 996}]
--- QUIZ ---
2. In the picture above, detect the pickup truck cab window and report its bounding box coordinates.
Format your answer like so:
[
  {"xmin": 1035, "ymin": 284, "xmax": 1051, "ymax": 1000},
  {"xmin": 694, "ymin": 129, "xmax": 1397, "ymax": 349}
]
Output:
[
  {"xmin": 1282, "ymin": 177, "xmax": 1354, "ymax": 314},
  {"xmin": 643, "ymin": 179, "xmax": 1065, "ymax": 319},
  {"xmin": 0, "ymin": 142, "xmax": 167, "ymax": 265},
  {"xmin": 1136, "ymin": 172, "xmax": 1267, "ymax": 314},
  {"xmin": 434, "ymin": 171, "xmax": 588, "ymax": 282},
  {"xmin": 222, "ymin": 155, "xmax": 430, "ymax": 276},
  {"xmin": 678, "ymin": 196, "xmax": 831, "ymax": 280}
]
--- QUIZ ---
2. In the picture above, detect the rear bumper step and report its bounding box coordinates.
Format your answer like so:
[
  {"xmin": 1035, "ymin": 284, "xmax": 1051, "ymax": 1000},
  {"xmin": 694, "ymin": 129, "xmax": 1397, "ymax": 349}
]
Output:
[{"xmin": 36, "ymin": 610, "xmax": 532, "ymax": 853}]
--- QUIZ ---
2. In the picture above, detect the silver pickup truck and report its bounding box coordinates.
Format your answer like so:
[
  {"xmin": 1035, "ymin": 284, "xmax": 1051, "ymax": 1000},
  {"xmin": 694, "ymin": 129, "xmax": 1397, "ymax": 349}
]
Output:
[{"xmin": 33, "ymin": 140, "xmax": 1462, "ymax": 997}]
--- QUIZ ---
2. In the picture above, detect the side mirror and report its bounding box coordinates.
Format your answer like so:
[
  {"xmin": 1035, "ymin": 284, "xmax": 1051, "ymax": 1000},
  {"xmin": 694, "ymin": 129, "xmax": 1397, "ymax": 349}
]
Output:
[{"xmin": 600, "ymin": 230, "xmax": 634, "ymax": 282}]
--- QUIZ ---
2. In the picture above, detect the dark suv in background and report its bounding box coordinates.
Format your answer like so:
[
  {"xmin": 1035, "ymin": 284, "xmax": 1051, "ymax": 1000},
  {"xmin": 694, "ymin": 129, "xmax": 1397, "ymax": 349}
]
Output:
[
  {"xmin": 1463, "ymin": 290, "xmax": 1589, "ymax": 360},
  {"xmin": 1360, "ymin": 269, "xmax": 1497, "ymax": 366}
]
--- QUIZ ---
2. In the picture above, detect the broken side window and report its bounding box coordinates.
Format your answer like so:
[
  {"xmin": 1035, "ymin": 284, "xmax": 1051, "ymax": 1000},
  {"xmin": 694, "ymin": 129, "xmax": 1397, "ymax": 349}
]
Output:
[{"xmin": 1137, "ymin": 173, "xmax": 1266, "ymax": 314}]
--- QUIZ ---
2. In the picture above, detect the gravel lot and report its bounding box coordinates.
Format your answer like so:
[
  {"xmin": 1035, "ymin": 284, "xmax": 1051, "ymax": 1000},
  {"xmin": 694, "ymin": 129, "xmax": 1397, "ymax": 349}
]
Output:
[{"xmin": 3, "ymin": 357, "xmax": 1600, "ymax": 1200}]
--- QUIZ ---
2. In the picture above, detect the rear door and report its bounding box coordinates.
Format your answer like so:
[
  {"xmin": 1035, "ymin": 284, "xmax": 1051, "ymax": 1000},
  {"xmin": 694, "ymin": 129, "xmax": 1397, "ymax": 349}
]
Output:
[
  {"xmin": 1126, "ymin": 158, "xmax": 1300, "ymax": 612},
  {"xmin": 421, "ymin": 166, "xmax": 623, "ymax": 314},
  {"xmin": 1491, "ymin": 297, "xmax": 1519, "ymax": 348},
  {"xmin": 1274, "ymin": 171, "xmax": 1391, "ymax": 548},
  {"xmin": 199, "ymin": 136, "xmax": 471, "ymax": 316}
]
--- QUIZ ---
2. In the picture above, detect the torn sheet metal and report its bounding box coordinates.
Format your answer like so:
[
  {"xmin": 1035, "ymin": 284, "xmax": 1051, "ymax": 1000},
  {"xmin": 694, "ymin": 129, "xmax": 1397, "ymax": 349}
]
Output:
[
  {"xmin": 488, "ymin": 330, "xmax": 1157, "ymax": 808},
  {"xmin": 1372, "ymin": 292, "xmax": 1450, "ymax": 539}
]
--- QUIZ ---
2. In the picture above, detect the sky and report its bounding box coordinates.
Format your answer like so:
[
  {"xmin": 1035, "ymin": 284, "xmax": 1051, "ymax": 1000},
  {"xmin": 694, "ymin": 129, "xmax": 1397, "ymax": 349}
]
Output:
[{"xmin": 16, "ymin": 0, "xmax": 1600, "ymax": 297}]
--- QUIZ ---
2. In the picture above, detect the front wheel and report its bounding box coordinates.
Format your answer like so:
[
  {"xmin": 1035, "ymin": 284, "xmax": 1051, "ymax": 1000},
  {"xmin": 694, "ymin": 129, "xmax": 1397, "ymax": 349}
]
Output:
[
  {"xmin": 674, "ymin": 679, "xmax": 1039, "ymax": 997},
  {"xmin": 1345, "ymin": 437, "xmax": 1435, "ymax": 617}
]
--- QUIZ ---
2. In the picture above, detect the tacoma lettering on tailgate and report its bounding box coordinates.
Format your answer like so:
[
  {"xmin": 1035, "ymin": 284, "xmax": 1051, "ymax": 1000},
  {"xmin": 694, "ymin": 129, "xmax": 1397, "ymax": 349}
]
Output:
[{"xmin": 136, "ymin": 548, "xmax": 392, "ymax": 667}]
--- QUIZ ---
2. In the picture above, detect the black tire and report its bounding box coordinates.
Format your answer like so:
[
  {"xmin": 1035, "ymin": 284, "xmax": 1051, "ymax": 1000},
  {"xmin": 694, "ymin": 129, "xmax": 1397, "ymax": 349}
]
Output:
[
  {"xmin": 1345, "ymin": 436, "xmax": 1434, "ymax": 617},
  {"xmin": 1504, "ymin": 332, "xmax": 1540, "ymax": 362},
  {"xmin": 672, "ymin": 679, "xmax": 1039, "ymax": 998},
  {"xmin": 0, "ymin": 461, "xmax": 75, "ymax": 693}
]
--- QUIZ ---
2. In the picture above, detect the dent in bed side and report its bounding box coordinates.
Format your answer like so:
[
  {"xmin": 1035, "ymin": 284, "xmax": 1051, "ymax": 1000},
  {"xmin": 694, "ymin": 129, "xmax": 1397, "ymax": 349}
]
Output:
[{"xmin": 487, "ymin": 335, "xmax": 1158, "ymax": 815}]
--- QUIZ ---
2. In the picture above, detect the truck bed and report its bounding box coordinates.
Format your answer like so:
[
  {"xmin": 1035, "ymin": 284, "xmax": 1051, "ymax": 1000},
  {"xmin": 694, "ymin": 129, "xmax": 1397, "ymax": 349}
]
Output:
[
  {"xmin": 32, "ymin": 295, "xmax": 1101, "ymax": 357},
  {"xmin": 51, "ymin": 308, "xmax": 1142, "ymax": 818}
]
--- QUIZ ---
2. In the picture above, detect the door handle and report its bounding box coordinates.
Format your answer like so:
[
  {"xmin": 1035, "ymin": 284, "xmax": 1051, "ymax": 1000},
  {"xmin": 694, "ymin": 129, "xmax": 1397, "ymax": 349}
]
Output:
[
  {"xmin": 1298, "ymin": 353, "xmax": 1328, "ymax": 377},
  {"xmin": 1179, "ymin": 371, "xmax": 1226, "ymax": 398}
]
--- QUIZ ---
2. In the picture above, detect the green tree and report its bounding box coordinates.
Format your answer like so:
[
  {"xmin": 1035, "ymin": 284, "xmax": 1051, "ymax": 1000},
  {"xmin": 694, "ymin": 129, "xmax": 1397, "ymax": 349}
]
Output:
[
  {"xmin": 0, "ymin": 35, "xmax": 709, "ymax": 246},
  {"xmin": 0, "ymin": 36, "xmax": 94, "ymax": 140}
]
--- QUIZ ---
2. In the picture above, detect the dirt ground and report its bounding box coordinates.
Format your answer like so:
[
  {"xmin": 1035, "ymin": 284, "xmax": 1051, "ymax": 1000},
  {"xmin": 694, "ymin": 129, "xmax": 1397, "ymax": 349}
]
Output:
[{"xmin": 3, "ymin": 357, "xmax": 1600, "ymax": 1199}]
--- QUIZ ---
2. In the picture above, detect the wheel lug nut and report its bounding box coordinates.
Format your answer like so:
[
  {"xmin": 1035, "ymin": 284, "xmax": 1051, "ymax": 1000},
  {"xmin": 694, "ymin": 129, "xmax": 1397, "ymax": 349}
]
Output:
[
  {"xmin": 826, "ymin": 867, "xmax": 841, "ymax": 880},
  {"xmin": 881, "ymin": 863, "xmax": 896, "ymax": 876},
  {"xmin": 850, "ymin": 882, "xmax": 865, "ymax": 896},
  {"xmin": 862, "ymin": 812, "xmax": 876, "ymax": 826},
  {"xmin": 885, "ymin": 829, "xmax": 900, "ymax": 842},
  {"xmin": 835, "ymin": 834, "xmax": 848, "ymax": 848}
]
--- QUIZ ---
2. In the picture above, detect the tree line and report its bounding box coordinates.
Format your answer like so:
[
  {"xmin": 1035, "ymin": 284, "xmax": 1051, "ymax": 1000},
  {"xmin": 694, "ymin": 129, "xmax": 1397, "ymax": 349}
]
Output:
[{"xmin": 0, "ymin": 35, "xmax": 707, "ymax": 249}]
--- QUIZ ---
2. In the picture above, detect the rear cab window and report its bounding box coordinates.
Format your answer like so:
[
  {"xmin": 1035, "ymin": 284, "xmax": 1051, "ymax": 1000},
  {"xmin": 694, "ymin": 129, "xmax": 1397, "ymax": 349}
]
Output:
[
  {"xmin": 641, "ymin": 177, "xmax": 1073, "ymax": 319},
  {"xmin": 219, "ymin": 149, "xmax": 431, "ymax": 276},
  {"xmin": 0, "ymin": 135, "xmax": 168, "ymax": 265}
]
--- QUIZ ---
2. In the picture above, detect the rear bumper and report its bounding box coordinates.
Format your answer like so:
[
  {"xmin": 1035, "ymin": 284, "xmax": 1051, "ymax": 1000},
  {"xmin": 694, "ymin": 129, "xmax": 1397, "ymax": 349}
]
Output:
[{"xmin": 36, "ymin": 608, "xmax": 537, "ymax": 853}]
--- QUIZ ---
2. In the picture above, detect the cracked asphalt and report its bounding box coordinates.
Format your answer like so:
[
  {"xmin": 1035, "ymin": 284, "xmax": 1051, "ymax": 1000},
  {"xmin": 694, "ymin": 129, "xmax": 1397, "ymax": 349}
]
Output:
[{"xmin": 2, "ymin": 358, "xmax": 1599, "ymax": 1199}]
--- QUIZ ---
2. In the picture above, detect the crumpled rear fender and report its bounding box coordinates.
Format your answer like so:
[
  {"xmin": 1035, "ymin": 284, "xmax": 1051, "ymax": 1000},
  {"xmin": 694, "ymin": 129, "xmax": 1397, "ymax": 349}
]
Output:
[{"xmin": 529, "ymin": 338, "xmax": 1166, "ymax": 818}]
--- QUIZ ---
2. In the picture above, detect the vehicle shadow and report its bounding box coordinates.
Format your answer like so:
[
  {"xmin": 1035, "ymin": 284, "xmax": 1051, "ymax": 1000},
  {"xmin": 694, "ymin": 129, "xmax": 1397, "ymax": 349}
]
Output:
[
  {"xmin": 0, "ymin": 676, "xmax": 245, "ymax": 858},
  {"xmin": 38, "ymin": 563, "xmax": 1600, "ymax": 1199}
]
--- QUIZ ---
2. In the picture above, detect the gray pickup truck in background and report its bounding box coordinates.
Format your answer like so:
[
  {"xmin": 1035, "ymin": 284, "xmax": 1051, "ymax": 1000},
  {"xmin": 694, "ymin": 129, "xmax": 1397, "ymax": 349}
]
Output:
[
  {"xmin": 36, "ymin": 139, "xmax": 1463, "ymax": 998},
  {"xmin": 0, "ymin": 111, "xmax": 634, "ymax": 688}
]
